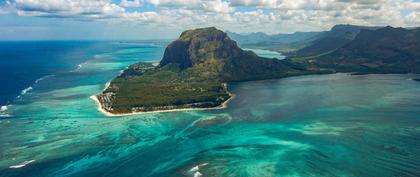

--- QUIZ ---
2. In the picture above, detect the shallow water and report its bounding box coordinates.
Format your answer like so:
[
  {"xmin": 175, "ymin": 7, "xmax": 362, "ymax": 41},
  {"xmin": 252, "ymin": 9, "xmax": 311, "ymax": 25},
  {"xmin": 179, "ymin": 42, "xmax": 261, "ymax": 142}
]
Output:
[
  {"xmin": 0, "ymin": 42, "xmax": 419, "ymax": 177},
  {"xmin": 244, "ymin": 48, "xmax": 285, "ymax": 59}
]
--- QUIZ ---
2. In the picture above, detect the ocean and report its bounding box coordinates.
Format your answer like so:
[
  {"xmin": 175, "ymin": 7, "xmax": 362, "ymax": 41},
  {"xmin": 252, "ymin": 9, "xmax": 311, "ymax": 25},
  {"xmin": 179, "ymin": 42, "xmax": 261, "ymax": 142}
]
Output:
[{"xmin": 0, "ymin": 41, "xmax": 419, "ymax": 177}]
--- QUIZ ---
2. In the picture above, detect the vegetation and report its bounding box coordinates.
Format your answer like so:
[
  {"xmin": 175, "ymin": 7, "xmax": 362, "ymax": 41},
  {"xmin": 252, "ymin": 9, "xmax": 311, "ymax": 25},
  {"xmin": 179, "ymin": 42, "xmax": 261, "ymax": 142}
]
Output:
[
  {"xmin": 310, "ymin": 27, "xmax": 420, "ymax": 74},
  {"xmin": 286, "ymin": 24, "xmax": 379, "ymax": 57},
  {"xmin": 101, "ymin": 63, "xmax": 230, "ymax": 113}
]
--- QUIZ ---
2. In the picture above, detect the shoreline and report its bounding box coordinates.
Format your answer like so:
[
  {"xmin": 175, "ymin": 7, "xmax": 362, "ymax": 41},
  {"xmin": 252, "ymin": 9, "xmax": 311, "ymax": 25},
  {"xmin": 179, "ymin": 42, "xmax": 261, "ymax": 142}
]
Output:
[
  {"xmin": 90, "ymin": 63, "xmax": 235, "ymax": 117},
  {"xmin": 90, "ymin": 92, "xmax": 235, "ymax": 117}
]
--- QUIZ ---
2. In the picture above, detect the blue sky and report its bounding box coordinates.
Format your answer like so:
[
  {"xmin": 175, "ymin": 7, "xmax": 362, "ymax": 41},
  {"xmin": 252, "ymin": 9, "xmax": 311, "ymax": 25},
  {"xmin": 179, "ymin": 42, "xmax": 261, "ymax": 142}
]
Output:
[{"xmin": 0, "ymin": 0, "xmax": 419, "ymax": 40}]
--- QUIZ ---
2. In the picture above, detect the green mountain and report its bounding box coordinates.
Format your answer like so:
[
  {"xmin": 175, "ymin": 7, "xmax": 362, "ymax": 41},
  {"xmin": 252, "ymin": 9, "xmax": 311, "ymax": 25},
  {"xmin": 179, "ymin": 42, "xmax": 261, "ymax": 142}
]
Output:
[
  {"xmin": 160, "ymin": 27, "xmax": 309, "ymax": 81},
  {"xmin": 313, "ymin": 26, "xmax": 420, "ymax": 73},
  {"xmin": 228, "ymin": 24, "xmax": 380, "ymax": 54},
  {"xmin": 95, "ymin": 27, "xmax": 317, "ymax": 114},
  {"xmin": 289, "ymin": 24, "xmax": 380, "ymax": 57}
]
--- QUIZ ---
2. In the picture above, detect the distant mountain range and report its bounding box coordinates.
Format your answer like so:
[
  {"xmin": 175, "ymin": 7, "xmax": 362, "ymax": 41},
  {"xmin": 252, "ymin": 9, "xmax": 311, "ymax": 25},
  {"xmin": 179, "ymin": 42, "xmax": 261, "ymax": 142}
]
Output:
[
  {"xmin": 230, "ymin": 24, "xmax": 420, "ymax": 74},
  {"xmin": 313, "ymin": 26, "xmax": 420, "ymax": 73},
  {"xmin": 228, "ymin": 24, "xmax": 380, "ymax": 54},
  {"xmin": 226, "ymin": 31, "xmax": 319, "ymax": 45},
  {"xmin": 288, "ymin": 24, "xmax": 380, "ymax": 57}
]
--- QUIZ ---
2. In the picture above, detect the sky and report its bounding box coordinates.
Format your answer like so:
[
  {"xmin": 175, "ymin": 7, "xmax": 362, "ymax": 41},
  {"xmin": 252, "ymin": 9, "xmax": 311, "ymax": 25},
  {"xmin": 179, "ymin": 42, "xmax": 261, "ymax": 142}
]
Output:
[{"xmin": 0, "ymin": 0, "xmax": 420, "ymax": 40}]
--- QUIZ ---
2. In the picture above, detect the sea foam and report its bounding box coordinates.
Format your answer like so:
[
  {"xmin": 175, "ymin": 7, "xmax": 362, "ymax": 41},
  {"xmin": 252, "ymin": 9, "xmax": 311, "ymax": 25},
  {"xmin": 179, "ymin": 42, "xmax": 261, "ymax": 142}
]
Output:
[
  {"xmin": 17, "ymin": 75, "xmax": 54, "ymax": 99},
  {"xmin": 70, "ymin": 62, "xmax": 88, "ymax": 72},
  {"xmin": 35, "ymin": 75, "xmax": 54, "ymax": 84},
  {"xmin": 193, "ymin": 172, "xmax": 202, "ymax": 177},
  {"xmin": 0, "ymin": 105, "xmax": 7, "ymax": 112},
  {"xmin": 0, "ymin": 105, "xmax": 11, "ymax": 117},
  {"xmin": 9, "ymin": 160, "xmax": 35, "ymax": 169},
  {"xmin": 189, "ymin": 163, "xmax": 208, "ymax": 177},
  {"xmin": 17, "ymin": 86, "xmax": 33, "ymax": 98}
]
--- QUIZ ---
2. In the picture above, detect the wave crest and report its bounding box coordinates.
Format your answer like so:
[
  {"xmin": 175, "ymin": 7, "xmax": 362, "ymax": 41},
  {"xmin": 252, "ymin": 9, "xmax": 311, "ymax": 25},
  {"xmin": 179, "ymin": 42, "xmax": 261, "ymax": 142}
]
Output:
[{"xmin": 9, "ymin": 160, "xmax": 35, "ymax": 169}]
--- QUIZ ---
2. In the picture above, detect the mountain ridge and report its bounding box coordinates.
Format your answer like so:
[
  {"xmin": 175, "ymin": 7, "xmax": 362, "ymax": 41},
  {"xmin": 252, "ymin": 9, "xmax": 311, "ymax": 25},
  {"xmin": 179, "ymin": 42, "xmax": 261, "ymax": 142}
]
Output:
[{"xmin": 312, "ymin": 26, "xmax": 420, "ymax": 73}]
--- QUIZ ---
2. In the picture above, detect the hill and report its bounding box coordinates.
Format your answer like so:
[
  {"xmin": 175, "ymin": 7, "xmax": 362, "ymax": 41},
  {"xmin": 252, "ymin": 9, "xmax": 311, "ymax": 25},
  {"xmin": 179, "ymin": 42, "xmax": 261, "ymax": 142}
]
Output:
[
  {"xmin": 313, "ymin": 26, "xmax": 420, "ymax": 73},
  {"xmin": 288, "ymin": 24, "xmax": 380, "ymax": 57}
]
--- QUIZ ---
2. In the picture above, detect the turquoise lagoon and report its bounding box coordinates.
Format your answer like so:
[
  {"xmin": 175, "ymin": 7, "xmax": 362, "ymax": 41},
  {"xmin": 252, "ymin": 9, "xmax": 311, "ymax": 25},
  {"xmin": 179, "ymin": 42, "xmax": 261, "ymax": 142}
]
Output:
[{"xmin": 0, "ymin": 41, "xmax": 420, "ymax": 177}]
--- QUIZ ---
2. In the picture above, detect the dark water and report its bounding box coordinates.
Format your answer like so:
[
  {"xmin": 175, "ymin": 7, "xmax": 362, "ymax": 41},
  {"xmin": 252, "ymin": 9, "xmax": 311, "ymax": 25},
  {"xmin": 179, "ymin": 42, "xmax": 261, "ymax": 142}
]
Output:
[
  {"xmin": 0, "ymin": 41, "xmax": 166, "ymax": 106},
  {"xmin": 0, "ymin": 42, "xmax": 419, "ymax": 177}
]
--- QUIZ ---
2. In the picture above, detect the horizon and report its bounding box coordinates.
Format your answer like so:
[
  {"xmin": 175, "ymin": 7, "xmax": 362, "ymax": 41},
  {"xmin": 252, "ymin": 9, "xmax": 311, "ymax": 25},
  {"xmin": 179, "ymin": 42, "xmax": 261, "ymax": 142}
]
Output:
[{"xmin": 1, "ymin": 0, "xmax": 420, "ymax": 40}]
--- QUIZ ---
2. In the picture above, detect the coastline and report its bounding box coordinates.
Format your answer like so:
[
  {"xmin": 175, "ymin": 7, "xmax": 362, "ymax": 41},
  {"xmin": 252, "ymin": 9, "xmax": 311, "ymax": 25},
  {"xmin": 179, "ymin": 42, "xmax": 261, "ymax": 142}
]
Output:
[{"xmin": 90, "ymin": 92, "xmax": 235, "ymax": 117}]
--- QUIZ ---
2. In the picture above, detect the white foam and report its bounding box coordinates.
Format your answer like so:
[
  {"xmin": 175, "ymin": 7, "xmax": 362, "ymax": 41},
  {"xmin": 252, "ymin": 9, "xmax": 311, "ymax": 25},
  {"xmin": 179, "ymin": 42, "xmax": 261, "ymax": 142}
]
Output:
[
  {"xmin": 17, "ymin": 87, "xmax": 33, "ymax": 98},
  {"xmin": 199, "ymin": 163, "xmax": 208, "ymax": 167},
  {"xmin": 35, "ymin": 75, "xmax": 54, "ymax": 84},
  {"xmin": 70, "ymin": 62, "xmax": 86, "ymax": 72},
  {"xmin": 0, "ymin": 105, "xmax": 11, "ymax": 117},
  {"xmin": 194, "ymin": 172, "xmax": 202, "ymax": 177},
  {"xmin": 189, "ymin": 165, "xmax": 199, "ymax": 172},
  {"xmin": 9, "ymin": 160, "xmax": 35, "ymax": 169},
  {"xmin": 189, "ymin": 163, "xmax": 208, "ymax": 177},
  {"xmin": 0, "ymin": 105, "xmax": 7, "ymax": 112},
  {"xmin": 105, "ymin": 82, "xmax": 110, "ymax": 89},
  {"xmin": 16, "ymin": 75, "xmax": 54, "ymax": 100}
]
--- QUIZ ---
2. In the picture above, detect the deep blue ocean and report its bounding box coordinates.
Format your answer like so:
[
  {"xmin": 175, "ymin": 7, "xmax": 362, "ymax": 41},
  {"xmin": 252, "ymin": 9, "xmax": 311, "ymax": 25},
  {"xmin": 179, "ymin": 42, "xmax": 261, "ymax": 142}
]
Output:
[
  {"xmin": 0, "ymin": 41, "xmax": 99, "ymax": 105},
  {"xmin": 0, "ymin": 41, "xmax": 166, "ymax": 107},
  {"xmin": 0, "ymin": 41, "xmax": 419, "ymax": 177}
]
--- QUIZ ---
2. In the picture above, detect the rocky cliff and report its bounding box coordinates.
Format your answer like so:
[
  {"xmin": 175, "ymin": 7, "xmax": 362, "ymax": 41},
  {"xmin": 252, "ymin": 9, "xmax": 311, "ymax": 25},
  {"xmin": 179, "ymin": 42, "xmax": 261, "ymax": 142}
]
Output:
[{"xmin": 160, "ymin": 27, "xmax": 304, "ymax": 81}]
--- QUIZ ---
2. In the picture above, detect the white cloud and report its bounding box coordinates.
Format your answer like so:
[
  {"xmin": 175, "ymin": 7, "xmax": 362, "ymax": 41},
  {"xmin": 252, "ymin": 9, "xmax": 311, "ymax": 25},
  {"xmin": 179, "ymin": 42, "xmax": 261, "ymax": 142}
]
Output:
[
  {"xmin": 120, "ymin": 0, "xmax": 143, "ymax": 8},
  {"xmin": 2, "ymin": 0, "xmax": 420, "ymax": 34},
  {"xmin": 12, "ymin": 0, "xmax": 125, "ymax": 19}
]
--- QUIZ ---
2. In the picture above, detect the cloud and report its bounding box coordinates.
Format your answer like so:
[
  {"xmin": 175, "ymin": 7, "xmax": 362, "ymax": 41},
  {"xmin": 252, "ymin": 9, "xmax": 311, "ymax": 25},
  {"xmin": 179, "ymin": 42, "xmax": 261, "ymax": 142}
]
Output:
[
  {"xmin": 120, "ymin": 0, "xmax": 143, "ymax": 8},
  {"xmin": 2, "ymin": 0, "xmax": 420, "ymax": 34},
  {"xmin": 12, "ymin": 0, "xmax": 125, "ymax": 19}
]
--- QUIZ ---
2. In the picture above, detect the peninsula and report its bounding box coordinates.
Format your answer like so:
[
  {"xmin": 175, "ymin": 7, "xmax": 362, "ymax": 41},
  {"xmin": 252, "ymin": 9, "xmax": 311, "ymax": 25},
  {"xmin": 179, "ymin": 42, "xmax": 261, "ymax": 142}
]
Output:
[
  {"xmin": 93, "ymin": 27, "xmax": 324, "ymax": 115},
  {"xmin": 94, "ymin": 26, "xmax": 420, "ymax": 115}
]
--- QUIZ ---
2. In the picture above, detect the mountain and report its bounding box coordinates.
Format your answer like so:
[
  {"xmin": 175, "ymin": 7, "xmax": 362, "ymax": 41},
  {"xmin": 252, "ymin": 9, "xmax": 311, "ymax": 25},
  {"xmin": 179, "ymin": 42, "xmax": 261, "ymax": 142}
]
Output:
[
  {"xmin": 289, "ymin": 24, "xmax": 380, "ymax": 57},
  {"xmin": 227, "ymin": 31, "xmax": 320, "ymax": 45},
  {"xmin": 313, "ymin": 26, "xmax": 420, "ymax": 73},
  {"xmin": 226, "ymin": 31, "xmax": 273, "ymax": 44},
  {"xmin": 228, "ymin": 24, "xmax": 380, "ymax": 55},
  {"xmin": 160, "ymin": 27, "xmax": 308, "ymax": 81},
  {"xmin": 95, "ymin": 27, "xmax": 318, "ymax": 114},
  {"xmin": 227, "ymin": 30, "xmax": 321, "ymax": 53}
]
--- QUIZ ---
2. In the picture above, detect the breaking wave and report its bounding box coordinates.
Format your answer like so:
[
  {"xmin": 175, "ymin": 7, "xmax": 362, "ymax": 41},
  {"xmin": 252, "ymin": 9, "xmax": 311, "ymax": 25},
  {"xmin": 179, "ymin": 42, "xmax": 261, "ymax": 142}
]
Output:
[
  {"xmin": 17, "ymin": 86, "xmax": 33, "ymax": 99},
  {"xmin": 35, "ymin": 74, "xmax": 54, "ymax": 84},
  {"xmin": 9, "ymin": 160, "xmax": 36, "ymax": 169},
  {"xmin": 0, "ymin": 105, "xmax": 11, "ymax": 117},
  {"xmin": 70, "ymin": 63, "xmax": 85, "ymax": 72},
  {"xmin": 17, "ymin": 74, "xmax": 54, "ymax": 99}
]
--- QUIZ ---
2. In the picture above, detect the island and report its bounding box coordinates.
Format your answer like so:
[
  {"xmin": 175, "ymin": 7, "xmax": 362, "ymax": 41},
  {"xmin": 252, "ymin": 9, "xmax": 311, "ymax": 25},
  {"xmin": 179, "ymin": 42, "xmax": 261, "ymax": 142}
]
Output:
[{"xmin": 93, "ymin": 26, "xmax": 420, "ymax": 116}]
